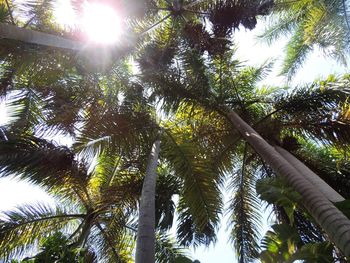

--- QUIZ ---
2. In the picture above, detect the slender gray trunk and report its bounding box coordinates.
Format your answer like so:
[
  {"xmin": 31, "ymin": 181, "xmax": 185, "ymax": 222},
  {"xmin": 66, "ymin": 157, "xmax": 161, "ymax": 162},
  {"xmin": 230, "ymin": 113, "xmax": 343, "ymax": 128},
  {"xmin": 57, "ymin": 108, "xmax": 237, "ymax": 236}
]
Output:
[
  {"xmin": 135, "ymin": 139, "xmax": 161, "ymax": 263},
  {"xmin": 226, "ymin": 110, "xmax": 350, "ymax": 257},
  {"xmin": 0, "ymin": 23, "xmax": 81, "ymax": 50},
  {"xmin": 275, "ymin": 145, "xmax": 345, "ymax": 203}
]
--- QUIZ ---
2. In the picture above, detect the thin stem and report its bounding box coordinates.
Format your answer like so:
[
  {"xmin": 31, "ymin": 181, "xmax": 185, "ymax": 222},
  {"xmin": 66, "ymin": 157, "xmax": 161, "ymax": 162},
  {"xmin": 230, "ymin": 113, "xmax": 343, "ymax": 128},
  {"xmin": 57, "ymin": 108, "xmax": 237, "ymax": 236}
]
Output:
[
  {"xmin": 140, "ymin": 14, "xmax": 172, "ymax": 36},
  {"xmin": 23, "ymin": 16, "xmax": 35, "ymax": 28},
  {"xmin": 238, "ymin": 144, "xmax": 248, "ymax": 263},
  {"xmin": 107, "ymin": 157, "xmax": 122, "ymax": 187},
  {"xmin": 342, "ymin": 0, "xmax": 350, "ymax": 35},
  {"xmin": 68, "ymin": 220, "xmax": 85, "ymax": 240},
  {"xmin": 5, "ymin": 0, "xmax": 15, "ymax": 25},
  {"xmin": 96, "ymin": 222, "xmax": 121, "ymax": 261},
  {"xmin": 124, "ymin": 224, "xmax": 137, "ymax": 232},
  {"xmin": 182, "ymin": 8, "xmax": 210, "ymax": 15},
  {"xmin": 184, "ymin": 0, "xmax": 207, "ymax": 9},
  {"xmin": 3, "ymin": 214, "xmax": 86, "ymax": 231}
]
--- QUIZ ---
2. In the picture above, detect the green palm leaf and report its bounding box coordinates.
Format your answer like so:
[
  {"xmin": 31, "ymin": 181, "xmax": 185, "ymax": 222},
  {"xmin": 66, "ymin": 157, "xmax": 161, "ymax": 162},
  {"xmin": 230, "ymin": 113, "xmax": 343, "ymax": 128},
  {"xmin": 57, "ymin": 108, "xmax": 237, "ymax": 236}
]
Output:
[
  {"xmin": 0, "ymin": 134, "xmax": 88, "ymax": 199},
  {"xmin": 228, "ymin": 147, "xmax": 262, "ymax": 263},
  {"xmin": 271, "ymin": 75, "xmax": 350, "ymax": 145},
  {"xmin": 0, "ymin": 204, "xmax": 84, "ymax": 261},
  {"xmin": 161, "ymin": 130, "xmax": 222, "ymax": 246}
]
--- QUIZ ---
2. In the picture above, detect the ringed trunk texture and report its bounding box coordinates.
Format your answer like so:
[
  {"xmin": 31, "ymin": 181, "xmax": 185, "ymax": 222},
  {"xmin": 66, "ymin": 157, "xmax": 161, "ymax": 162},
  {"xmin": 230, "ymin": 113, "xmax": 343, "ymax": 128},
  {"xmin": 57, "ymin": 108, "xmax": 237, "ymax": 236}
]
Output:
[
  {"xmin": 135, "ymin": 139, "xmax": 161, "ymax": 263},
  {"xmin": 226, "ymin": 110, "xmax": 350, "ymax": 257},
  {"xmin": 0, "ymin": 23, "xmax": 82, "ymax": 50},
  {"xmin": 275, "ymin": 145, "xmax": 345, "ymax": 203}
]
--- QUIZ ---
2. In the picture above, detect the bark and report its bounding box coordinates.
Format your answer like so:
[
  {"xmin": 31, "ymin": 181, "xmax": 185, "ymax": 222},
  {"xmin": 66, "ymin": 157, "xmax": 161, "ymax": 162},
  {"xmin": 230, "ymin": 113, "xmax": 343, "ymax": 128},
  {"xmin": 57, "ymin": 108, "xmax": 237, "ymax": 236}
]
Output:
[
  {"xmin": 135, "ymin": 139, "xmax": 161, "ymax": 263},
  {"xmin": 225, "ymin": 109, "xmax": 350, "ymax": 257},
  {"xmin": 275, "ymin": 145, "xmax": 345, "ymax": 203},
  {"xmin": 0, "ymin": 23, "xmax": 82, "ymax": 50}
]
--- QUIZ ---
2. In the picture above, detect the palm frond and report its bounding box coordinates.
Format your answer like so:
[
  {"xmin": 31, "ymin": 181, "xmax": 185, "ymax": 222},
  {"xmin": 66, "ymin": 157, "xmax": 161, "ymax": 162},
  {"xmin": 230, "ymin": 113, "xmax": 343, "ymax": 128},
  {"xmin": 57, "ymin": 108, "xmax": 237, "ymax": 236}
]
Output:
[
  {"xmin": 0, "ymin": 203, "xmax": 84, "ymax": 261},
  {"xmin": 281, "ymin": 25, "xmax": 312, "ymax": 79},
  {"xmin": 74, "ymin": 100, "xmax": 156, "ymax": 163},
  {"xmin": 5, "ymin": 89, "xmax": 46, "ymax": 134},
  {"xmin": 155, "ymin": 166, "xmax": 181, "ymax": 230},
  {"xmin": 259, "ymin": 13, "xmax": 298, "ymax": 44},
  {"xmin": 228, "ymin": 146, "xmax": 262, "ymax": 263},
  {"xmin": 262, "ymin": 0, "xmax": 350, "ymax": 77},
  {"xmin": 88, "ymin": 222, "xmax": 135, "ymax": 263},
  {"xmin": 161, "ymin": 130, "xmax": 222, "ymax": 246},
  {"xmin": 294, "ymin": 139, "xmax": 350, "ymax": 200},
  {"xmin": 271, "ymin": 75, "xmax": 350, "ymax": 145},
  {"xmin": 176, "ymin": 201, "xmax": 217, "ymax": 247},
  {"xmin": 0, "ymin": 134, "xmax": 89, "ymax": 198},
  {"xmin": 155, "ymin": 233, "xmax": 192, "ymax": 263}
]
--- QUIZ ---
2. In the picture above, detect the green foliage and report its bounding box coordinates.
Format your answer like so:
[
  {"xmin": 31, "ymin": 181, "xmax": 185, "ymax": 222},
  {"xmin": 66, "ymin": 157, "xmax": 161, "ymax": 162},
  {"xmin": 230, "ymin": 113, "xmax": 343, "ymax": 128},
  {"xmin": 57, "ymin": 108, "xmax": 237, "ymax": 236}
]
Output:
[
  {"xmin": 256, "ymin": 172, "xmax": 328, "ymax": 244},
  {"xmin": 1, "ymin": 1, "xmax": 350, "ymax": 261},
  {"xmin": 155, "ymin": 233, "xmax": 192, "ymax": 263},
  {"xmin": 161, "ymin": 129, "xmax": 222, "ymax": 246},
  {"xmin": 0, "ymin": 2, "xmax": 12, "ymax": 23},
  {"xmin": 260, "ymin": 223, "xmax": 302, "ymax": 263},
  {"xmin": 0, "ymin": 204, "xmax": 83, "ymax": 261},
  {"xmin": 294, "ymin": 139, "xmax": 350, "ymax": 199},
  {"xmin": 228, "ymin": 146, "xmax": 262, "ymax": 263},
  {"xmin": 260, "ymin": 223, "xmax": 333, "ymax": 263},
  {"xmin": 262, "ymin": 0, "xmax": 350, "ymax": 78},
  {"xmin": 10, "ymin": 232, "xmax": 95, "ymax": 263},
  {"xmin": 261, "ymin": 74, "xmax": 350, "ymax": 146},
  {"xmin": 155, "ymin": 166, "xmax": 181, "ymax": 230},
  {"xmin": 256, "ymin": 177, "xmax": 302, "ymax": 223},
  {"xmin": 288, "ymin": 241, "xmax": 333, "ymax": 263},
  {"xmin": 29, "ymin": 232, "xmax": 86, "ymax": 263}
]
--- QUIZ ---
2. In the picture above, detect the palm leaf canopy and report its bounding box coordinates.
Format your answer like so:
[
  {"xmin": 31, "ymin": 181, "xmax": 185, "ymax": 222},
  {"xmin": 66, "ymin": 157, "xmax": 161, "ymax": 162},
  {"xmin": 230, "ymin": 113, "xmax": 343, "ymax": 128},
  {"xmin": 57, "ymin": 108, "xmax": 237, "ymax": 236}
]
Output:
[
  {"xmin": 257, "ymin": 74, "xmax": 350, "ymax": 146},
  {"xmin": 1, "ymin": 0, "xmax": 350, "ymax": 261},
  {"xmin": 135, "ymin": 23, "xmax": 350, "ymax": 259},
  {"xmin": 261, "ymin": 0, "xmax": 350, "ymax": 78},
  {"xmin": 0, "ymin": 131, "xmax": 145, "ymax": 261}
]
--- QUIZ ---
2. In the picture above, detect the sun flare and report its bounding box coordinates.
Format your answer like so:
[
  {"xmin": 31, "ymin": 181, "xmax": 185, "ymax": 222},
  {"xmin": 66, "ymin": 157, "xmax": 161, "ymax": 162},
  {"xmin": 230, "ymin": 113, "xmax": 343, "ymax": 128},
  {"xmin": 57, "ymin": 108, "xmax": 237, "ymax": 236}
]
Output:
[
  {"xmin": 82, "ymin": 2, "xmax": 122, "ymax": 44},
  {"xmin": 54, "ymin": 0, "xmax": 122, "ymax": 44},
  {"xmin": 53, "ymin": 0, "xmax": 77, "ymax": 28}
]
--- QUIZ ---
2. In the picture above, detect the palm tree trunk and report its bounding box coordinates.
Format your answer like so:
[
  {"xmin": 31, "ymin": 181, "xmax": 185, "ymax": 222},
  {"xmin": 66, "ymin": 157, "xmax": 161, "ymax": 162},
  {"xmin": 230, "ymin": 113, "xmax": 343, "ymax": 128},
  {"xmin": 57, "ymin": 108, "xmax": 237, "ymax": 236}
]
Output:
[
  {"xmin": 274, "ymin": 145, "xmax": 345, "ymax": 203},
  {"xmin": 135, "ymin": 139, "xmax": 161, "ymax": 263},
  {"xmin": 0, "ymin": 23, "xmax": 82, "ymax": 50},
  {"xmin": 225, "ymin": 109, "xmax": 350, "ymax": 257}
]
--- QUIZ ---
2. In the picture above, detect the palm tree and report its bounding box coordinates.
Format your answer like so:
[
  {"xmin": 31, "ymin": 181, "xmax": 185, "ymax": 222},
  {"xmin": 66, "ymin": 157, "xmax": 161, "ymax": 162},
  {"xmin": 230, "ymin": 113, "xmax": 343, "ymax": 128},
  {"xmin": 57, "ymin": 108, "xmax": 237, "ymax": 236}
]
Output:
[
  {"xmin": 223, "ymin": 107, "xmax": 350, "ymax": 257},
  {"xmin": 0, "ymin": 133, "xmax": 137, "ymax": 262},
  {"xmin": 0, "ymin": 81, "xmax": 225, "ymax": 262},
  {"xmin": 0, "ymin": 131, "xmax": 197, "ymax": 262},
  {"xmin": 137, "ymin": 37, "xmax": 350, "ymax": 258},
  {"xmin": 0, "ymin": 42, "xmax": 226, "ymax": 261},
  {"xmin": 0, "ymin": 38, "xmax": 146, "ymax": 259},
  {"xmin": 1, "ymin": 0, "xmax": 349, "ymax": 259},
  {"xmin": 0, "ymin": 68, "xmax": 201, "ymax": 261}
]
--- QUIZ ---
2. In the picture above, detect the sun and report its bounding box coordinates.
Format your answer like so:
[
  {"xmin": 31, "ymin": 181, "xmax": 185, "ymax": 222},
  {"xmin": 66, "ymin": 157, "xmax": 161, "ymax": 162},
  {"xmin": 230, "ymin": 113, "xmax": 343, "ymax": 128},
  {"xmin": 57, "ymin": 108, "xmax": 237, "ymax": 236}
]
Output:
[
  {"xmin": 54, "ymin": 0, "xmax": 122, "ymax": 45},
  {"xmin": 82, "ymin": 2, "xmax": 122, "ymax": 44}
]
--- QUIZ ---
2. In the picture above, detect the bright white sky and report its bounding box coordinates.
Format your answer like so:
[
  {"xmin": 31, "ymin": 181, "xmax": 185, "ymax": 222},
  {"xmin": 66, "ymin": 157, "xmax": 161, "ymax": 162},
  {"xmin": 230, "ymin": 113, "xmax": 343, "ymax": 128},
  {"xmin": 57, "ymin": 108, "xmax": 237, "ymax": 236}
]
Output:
[{"xmin": 0, "ymin": 4, "xmax": 349, "ymax": 262}]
